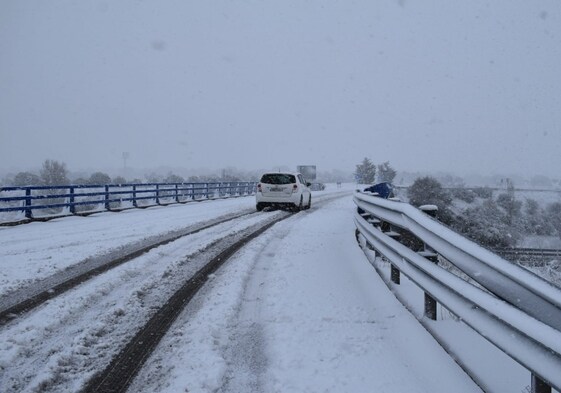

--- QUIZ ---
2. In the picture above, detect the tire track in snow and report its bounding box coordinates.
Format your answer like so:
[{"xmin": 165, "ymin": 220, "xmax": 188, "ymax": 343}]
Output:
[
  {"xmin": 0, "ymin": 210, "xmax": 256, "ymax": 325},
  {"xmin": 81, "ymin": 213, "xmax": 292, "ymax": 393},
  {"xmin": 0, "ymin": 211, "xmax": 286, "ymax": 393},
  {"xmin": 216, "ymin": 231, "xmax": 291, "ymax": 393}
]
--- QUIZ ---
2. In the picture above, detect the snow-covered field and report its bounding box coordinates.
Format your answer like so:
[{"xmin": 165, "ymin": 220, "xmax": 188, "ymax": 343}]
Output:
[{"xmin": 0, "ymin": 184, "xmax": 543, "ymax": 392}]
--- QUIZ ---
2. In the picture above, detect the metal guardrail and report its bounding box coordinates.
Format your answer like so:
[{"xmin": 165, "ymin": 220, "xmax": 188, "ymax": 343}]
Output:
[
  {"xmin": 354, "ymin": 191, "xmax": 561, "ymax": 393},
  {"xmin": 0, "ymin": 182, "xmax": 257, "ymax": 224},
  {"xmin": 492, "ymin": 247, "xmax": 561, "ymax": 265}
]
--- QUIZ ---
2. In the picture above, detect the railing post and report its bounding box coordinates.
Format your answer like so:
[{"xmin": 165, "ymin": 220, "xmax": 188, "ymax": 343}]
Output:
[
  {"xmin": 155, "ymin": 184, "xmax": 160, "ymax": 205},
  {"xmin": 420, "ymin": 204, "xmax": 439, "ymax": 320},
  {"xmin": 104, "ymin": 185, "xmax": 110, "ymax": 210},
  {"xmin": 390, "ymin": 264, "xmax": 400, "ymax": 284},
  {"xmin": 382, "ymin": 221, "xmax": 402, "ymax": 285},
  {"xmin": 132, "ymin": 185, "xmax": 138, "ymax": 208},
  {"xmin": 69, "ymin": 187, "xmax": 75, "ymax": 214},
  {"xmin": 24, "ymin": 188, "xmax": 33, "ymax": 219},
  {"xmin": 423, "ymin": 248, "xmax": 439, "ymax": 320},
  {"xmin": 531, "ymin": 374, "xmax": 551, "ymax": 393},
  {"xmin": 175, "ymin": 184, "xmax": 180, "ymax": 203},
  {"xmin": 206, "ymin": 183, "xmax": 210, "ymax": 199}
]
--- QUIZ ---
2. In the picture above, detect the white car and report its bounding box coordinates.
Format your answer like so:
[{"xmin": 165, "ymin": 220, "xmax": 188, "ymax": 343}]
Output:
[{"xmin": 256, "ymin": 172, "xmax": 312, "ymax": 211}]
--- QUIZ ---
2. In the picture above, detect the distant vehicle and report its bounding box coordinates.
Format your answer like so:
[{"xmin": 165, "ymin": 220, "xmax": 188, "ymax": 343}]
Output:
[
  {"xmin": 358, "ymin": 182, "xmax": 395, "ymax": 216},
  {"xmin": 363, "ymin": 182, "xmax": 394, "ymax": 199},
  {"xmin": 310, "ymin": 183, "xmax": 326, "ymax": 191},
  {"xmin": 256, "ymin": 172, "xmax": 312, "ymax": 211}
]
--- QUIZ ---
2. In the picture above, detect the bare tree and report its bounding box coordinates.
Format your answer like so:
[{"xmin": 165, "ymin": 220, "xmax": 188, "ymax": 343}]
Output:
[
  {"xmin": 87, "ymin": 172, "xmax": 111, "ymax": 185},
  {"xmin": 40, "ymin": 159, "xmax": 69, "ymax": 186},
  {"xmin": 13, "ymin": 171, "xmax": 41, "ymax": 186},
  {"xmin": 164, "ymin": 172, "xmax": 185, "ymax": 183},
  {"xmin": 112, "ymin": 176, "xmax": 127, "ymax": 185}
]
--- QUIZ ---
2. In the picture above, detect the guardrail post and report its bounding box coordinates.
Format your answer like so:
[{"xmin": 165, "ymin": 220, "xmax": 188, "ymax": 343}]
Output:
[
  {"xmin": 206, "ymin": 183, "xmax": 210, "ymax": 199},
  {"xmin": 132, "ymin": 185, "xmax": 138, "ymax": 208},
  {"xmin": 422, "ymin": 247, "xmax": 439, "ymax": 320},
  {"xmin": 175, "ymin": 184, "xmax": 180, "ymax": 203},
  {"xmin": 69, "ymin": 187, "xmax": 75, "ymax": 214},
  {"xmin": 420, "ymin": 205, "xmax": 439, "ymax": 320},
  {"xmin": 24, "ymin": 188, "xmax": 33, "ymax": 219},
  {"xmin": 383, "ymin": 222, "xmax": 402, "ymax": 285},
  {"xmin": 531, "ymin": 374, "xmax": 551, "ymax": 393},
  {"xmin": 390, "ymin": 264, "xmax": 400, "ymax": 284},
  {"xmin": 104, "ymin": 185, "xmax": 110, "ymax": 210},
  {"xmin": 155, "ymin": 184, "xmax": 160, "ymax": 205}
]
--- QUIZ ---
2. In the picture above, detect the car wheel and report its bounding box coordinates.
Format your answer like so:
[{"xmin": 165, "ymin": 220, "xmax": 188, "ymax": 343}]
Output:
[
  {"xmin": 256, "ymin": 203, "xmax": 265, "ymax": 211},
  {"xmin": 295, "ymin": 196, "xmax": 303, "ymax": 212},
  {"xmin": 306, "ymin": 195, "xmax": 312, "ymax": 209}
]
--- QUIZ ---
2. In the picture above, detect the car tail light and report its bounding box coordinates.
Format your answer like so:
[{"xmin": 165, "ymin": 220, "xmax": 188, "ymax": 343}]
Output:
[
  {"xmin": 257, "ymin": 183, "xmax": 262, "ymax": 192},
  {"xmin": 293, "ymin": 184, "xmax": 298, "ymax": 191}
]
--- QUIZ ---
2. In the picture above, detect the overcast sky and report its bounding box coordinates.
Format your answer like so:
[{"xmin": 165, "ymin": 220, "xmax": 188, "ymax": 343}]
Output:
[{"xmin": 1, "ymin": 0, "xmax": 560, "ymax": 177}]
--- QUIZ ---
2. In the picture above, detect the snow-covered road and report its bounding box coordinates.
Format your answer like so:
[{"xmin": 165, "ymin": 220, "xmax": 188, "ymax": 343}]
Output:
[
  {"xmin": 0, "ymin": 186, "xmax": 490, "ymax": 392},
  {"xmin": 129, "ymin": 196, "xmax": 481, "ymax": 393}
]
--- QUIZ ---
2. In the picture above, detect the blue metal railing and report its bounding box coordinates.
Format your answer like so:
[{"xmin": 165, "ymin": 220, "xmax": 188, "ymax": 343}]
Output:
[{"xmin": 0, "ymin": 182, "xmax": 257, "ymax": 223}]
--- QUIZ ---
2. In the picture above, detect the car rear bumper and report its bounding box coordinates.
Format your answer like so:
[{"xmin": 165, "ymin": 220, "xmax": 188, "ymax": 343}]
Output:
[{"xmin": 256, "ymin": 193, "xmax": 299, "ymax": 205}]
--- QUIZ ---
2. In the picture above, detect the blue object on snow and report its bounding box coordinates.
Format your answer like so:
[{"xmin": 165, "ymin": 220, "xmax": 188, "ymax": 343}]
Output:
[{"xmin": 363, "ymin": 182, "xmax": 394, "ymax": 199}]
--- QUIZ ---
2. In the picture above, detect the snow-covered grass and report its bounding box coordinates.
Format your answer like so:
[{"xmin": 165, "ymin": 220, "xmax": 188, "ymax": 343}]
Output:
[{"xmin": 523, "ymin": 260, "xmax": 561, "ymax": 289}]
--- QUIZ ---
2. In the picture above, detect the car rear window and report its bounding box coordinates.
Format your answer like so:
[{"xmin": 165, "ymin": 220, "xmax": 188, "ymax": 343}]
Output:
[{"xmin": 260, "ymin": 174, "xmax": 296, "ymax": 185}]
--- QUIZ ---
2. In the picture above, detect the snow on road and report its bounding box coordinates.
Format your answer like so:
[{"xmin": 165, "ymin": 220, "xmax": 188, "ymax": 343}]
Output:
[
  {"xmin": 0, "ymin": 185, "xmax": 495, "ymax": 392},
  {"xmin": 0, "ymin": 209, "xmax": 287, "ymax": 392},
  {"xmin": 0, "ymin": 197, "xmax": 257, "ymax": 297},
  {"xmin": 129, "ymin": 196, "xmax": 482, "ymax": 393}
]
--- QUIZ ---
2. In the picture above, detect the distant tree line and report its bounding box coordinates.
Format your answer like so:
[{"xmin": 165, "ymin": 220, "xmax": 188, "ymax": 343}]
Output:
[
  {"xmin": 4, "ymin": 160, "xmax": 267, "ymax": 187},
  {"xmin": 4, "ymin": 159, "xmax": 358, "ymax": 188}
]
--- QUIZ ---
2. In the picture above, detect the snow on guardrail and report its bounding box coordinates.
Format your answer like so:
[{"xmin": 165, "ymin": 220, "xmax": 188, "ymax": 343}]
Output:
[{"xmin": 353, "ymin": 191, "xmax": 561, "ymax": 393}]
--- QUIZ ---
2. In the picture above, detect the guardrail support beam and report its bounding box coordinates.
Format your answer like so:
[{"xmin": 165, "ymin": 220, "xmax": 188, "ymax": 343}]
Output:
[
  {"xmin": 532, "ymin": 374, "xmax": 551, "ymax": 393},
  {"xmin": 384, "ymin": 224, "xmax": 401, "ymax": 285},
  {"xmin": 418, "ymin": 204, "xmax": 440, "ymax": 320},
  {"xmin": 132, "ymin": 185, "xmax": 138, "ymax": 208},
  {"xmin": 24, "ymin": 188, "xmax": 33, "ymax": 219},
  {"xmin": 104, "ymin": 185, "xmax": 110, "ymax": 210},
  {"xmin": 424, "ymin": 292, "xmax": 437, "ymax": 320},
  {"xmin": 420, "ymin": 251, "xmax": 439, "ymax": 320},
  {"xmin": 390, "ymin": 264, "xmax": 400, "ymax": 284},
  {"xmin": 69, "ymin": 187, "xmax": 75, "ymax": 214}
]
